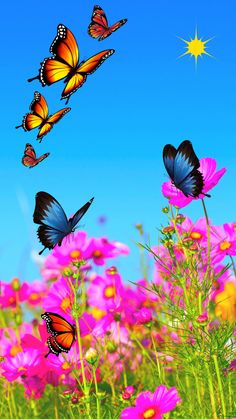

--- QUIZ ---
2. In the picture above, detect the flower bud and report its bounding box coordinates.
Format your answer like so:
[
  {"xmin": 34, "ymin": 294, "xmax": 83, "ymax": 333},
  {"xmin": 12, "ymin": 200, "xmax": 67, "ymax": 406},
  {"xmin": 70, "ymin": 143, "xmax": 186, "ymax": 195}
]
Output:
[
  {"xmin": 135, "ymin": 223, "xmax": 144, "ymax": 235},
  {"xmin": 71, "ymin": 395, "xmax": 79, "ymax": 404},
  {"xmin": 162, "ymin": 206, "xmax": 169, "ymax": 214},
  {"xmin": 11, "ymin": 278, "xmax": 21, "ymax": 291},
  {"xmin": 106, "ymin": 341, "xmax": 117, "ymax": 353},
  {"xmin": 62, "ymin": 267, "xmax": 74, "ymax": 277},
  {"xmin": 197, "ymin": 311, "xmax": 209, "ymax": 326},
  {"xmin": 106, "ymin": 266, "xmax": 117, "ymax": 276},
  {"xmin": 85, "ymin": 348, "xmax": 98, "ymax": 365},
  {"xmin": 162, "ymin": 226, "xmax": 175, "ymax": 235},
  {"xmin": 176, "ymin": 214, "xmax": 185, "ymax": 224}
]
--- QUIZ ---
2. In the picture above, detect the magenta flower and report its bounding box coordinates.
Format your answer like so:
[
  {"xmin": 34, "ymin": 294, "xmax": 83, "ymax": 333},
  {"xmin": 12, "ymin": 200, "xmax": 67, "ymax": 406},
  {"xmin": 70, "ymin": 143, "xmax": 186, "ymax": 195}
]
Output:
[
  {"xmin": 135, "ymin": 307, "xmax": 153, "ymax": 325},
  {"xmin": 88, "ymin": 267, "xmax": 125, "ymax": 311},
  {"xmin": 83, "ymin": 237, "xmax": 129, "ymax": 266},
  {"xmin": 0, "ymin": 281, "xmax": 29, "ymax": 309},
  {"xmin": 210, "ymin": 223, "xmax": 236, "ymax": 264},
  {"xmin": 162, "ymin": 158, "xmax": 226, "ymax": 208},
  {"xmin": 1, "ymin": 349, "xmax": 42, "ymax": 381},
  {"xmin": 42, "ymin": 277, "xmax": 74, "ymax": 317},
  {"xmin": 121, "ymin": 385, "xmax": 181, "ymax": 419}
]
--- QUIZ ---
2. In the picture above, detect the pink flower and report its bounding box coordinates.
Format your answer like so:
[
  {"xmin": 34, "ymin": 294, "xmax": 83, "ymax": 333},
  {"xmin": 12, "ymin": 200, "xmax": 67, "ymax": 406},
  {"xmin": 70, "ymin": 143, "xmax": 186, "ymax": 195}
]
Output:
[
  {"xmin": 210, "ymin": 224, "xmax": 236, "ymax": 264},
  {"xmin": 135, "ymin": 307, "xmax": 153, "ymax": 325},
  {"xmin": 1, "ymin": 349, "xmax": 42, "ymax": 381},
  {"xmin": 83, "ymin": 237, "xmax": 129, "ymax": 266},
  {"xmin": 26, "ymin": 280, "xmax": 48, "ymax": 306},
  {"xmin": 42, "ymin": 231, "xmax": 89, "ymax": 281},
  {"xmin": 162, "ymin": 158, "xmax": 226, "ymax": 208},
  {"xmin": 0, "ymin": 281, "xmax": 29, "ymax": 309},
  {"xmin": 43, "ymin": 277, "xmax": 74, "ymax": 317},
  {"xmin": 121, "ymin": 385, "xmax": 181, "ymax": 418},
  {"xmin": 88, "ymin": 267, "xmax": 125, "ymax": 311}
]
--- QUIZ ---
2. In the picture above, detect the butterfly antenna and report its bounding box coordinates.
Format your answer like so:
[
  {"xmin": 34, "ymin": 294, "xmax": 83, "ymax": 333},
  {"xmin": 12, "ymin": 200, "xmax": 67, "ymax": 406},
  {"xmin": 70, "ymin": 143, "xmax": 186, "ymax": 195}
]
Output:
[
  {"xmin": 15, "ymin": 124, "xmax": 22, "ymax": 129},
  {"xmin": 44, "ymin": 351, "xmax": 51, "ymax": 358},
  {"xmin": 39, "ymin": 247, "xmax": 47, "ymax": 255},
  {"xmin": 202, "ymin": 192, "xmax": 211, "ymax": 198},
  {"xmin": 28, "ymin": 75, "xmax": 39, "ymax": 83}
]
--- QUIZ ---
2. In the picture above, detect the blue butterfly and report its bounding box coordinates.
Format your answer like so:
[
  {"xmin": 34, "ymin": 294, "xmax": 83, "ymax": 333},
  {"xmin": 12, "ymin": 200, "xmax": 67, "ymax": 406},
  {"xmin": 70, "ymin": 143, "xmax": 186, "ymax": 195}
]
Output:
[
  {"xmin": 33, "ymin": 192, "xmax": 94, "ymax": 254},
  {"xmin": 163, "ymin": 140, "xmax": 210, "ymax": 198}
]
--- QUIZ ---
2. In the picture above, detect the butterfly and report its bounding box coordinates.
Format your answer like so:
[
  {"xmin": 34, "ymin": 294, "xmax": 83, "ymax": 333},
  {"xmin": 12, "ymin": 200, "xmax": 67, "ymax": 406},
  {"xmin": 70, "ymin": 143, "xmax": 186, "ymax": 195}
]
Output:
[
  {"xmin": 163, "ymin": 140, "xmax": 210, "ymax": 198},
  {"xmin": 41, "ymin": 312, "xmax": 76, "ymax": 357},
  {"xmin": 88, "ymin": 5, "xmax": 127, "ymax": 41},
  {"xmin": 28, "ymin": 24, "xmax": 115, "ymax": 104},
  {"xmin": 22, "ymin": 143, "xmax": 50, "ymax": 168},
  {"xmin": 33, "ymin": 191, "xmax": 94, "ymax": 255},
  {"xmin": 16, "ymin": 92, "xmax": 70, "ymax": 142}
]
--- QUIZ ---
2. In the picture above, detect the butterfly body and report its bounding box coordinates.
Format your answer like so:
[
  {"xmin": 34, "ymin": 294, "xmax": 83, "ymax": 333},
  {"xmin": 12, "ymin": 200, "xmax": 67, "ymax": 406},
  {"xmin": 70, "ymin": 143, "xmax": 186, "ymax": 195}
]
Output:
[
  {"xmin": 88, "ymin": 5, "xmax": 127, "ymax": 41},
  {"xmin": 41, "ymin": 312, "xmax": 76, "ymax": 357},
  {"xmin": 28, "ymin": 24, "xmax": 115, "ymax": 103},
  {"xmin": 163, "ymin": 140, "xmax": 210, "ymax": 198},
  {"xmin": 33, "ymin": 192, "xmax": 94, "ymax": 254},
  {"xmin": 16, "ymin": 91, "xmax": 70, "ymax": 141},
  {"xmin": 22, "ymin": 143, "xmax": 50, "ymax": 168}
]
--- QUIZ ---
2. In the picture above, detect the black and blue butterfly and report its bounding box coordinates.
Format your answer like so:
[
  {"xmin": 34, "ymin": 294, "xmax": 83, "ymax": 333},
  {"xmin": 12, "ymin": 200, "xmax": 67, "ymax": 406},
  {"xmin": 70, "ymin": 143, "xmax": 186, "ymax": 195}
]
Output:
[
  {"xmin": 33, "ymin": 192, "xmax": 94, "ymax": 255},
  {"xmin": 163, "ymin": 140, "xmax": 210, "ymax": 198}
]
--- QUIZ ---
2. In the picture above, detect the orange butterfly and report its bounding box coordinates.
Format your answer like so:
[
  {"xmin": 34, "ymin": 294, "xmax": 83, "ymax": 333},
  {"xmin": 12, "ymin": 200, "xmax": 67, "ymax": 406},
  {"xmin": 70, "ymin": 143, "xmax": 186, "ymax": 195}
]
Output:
[
  {"xmin": 41, "ymin": 312, "xmax": 76, "ymax": 357},
  {"xmin": 16, "ymin": 92, "xmax": 70, "ymax": 142},
  {"xmin": 22, "ymin": 143, "xmax": 50, "ymax": 168},
  {"xmin": 28, "ymin": 24, "xmax": 115, "ymax": 104},
  {"xmin": 88, "ymin": 5, "xmax": 127, "ymax": 41}
]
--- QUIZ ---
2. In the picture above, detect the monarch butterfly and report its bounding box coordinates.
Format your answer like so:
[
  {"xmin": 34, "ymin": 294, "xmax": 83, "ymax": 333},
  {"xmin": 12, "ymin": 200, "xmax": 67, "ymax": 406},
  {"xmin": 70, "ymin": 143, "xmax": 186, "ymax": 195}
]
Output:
[
  {"xmin": 33, "ymin": 191, "xmax": 94, "ymax": 254},
  {"xmin": 163, "ymin": 140, "xmax": 210, "ymax": 198},
  {"xmin": 28, "ymin": 24, "xmax": 115, "ymax": 104},
  {"xmin": 16, "ymin": 92, "xmax": 70, "ymax": 142},
  {"xmin": 22, "ymin": 143, "xmax": 50, "ymax": 168},
  {"xmin": 41, "ymin": 312, "xmax": 76, "ymax": 357},
  {"xmin": 88, "ymin": 5, "xmax": 127, "ymax": 41}
]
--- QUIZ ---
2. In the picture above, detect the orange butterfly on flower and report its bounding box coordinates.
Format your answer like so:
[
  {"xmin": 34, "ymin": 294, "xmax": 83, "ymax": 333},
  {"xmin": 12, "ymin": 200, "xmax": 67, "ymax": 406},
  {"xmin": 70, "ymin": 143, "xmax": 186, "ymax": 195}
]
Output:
[
  {"xmin": 16, "ymin": 92, "xmax": 70, "ymax": 142},
  {"xmin": 41, "ymin": 312, "xmax": 76, "ymax": 357},
  {"xmin": 28, "ymin": 24, "xmax": 115, "ymax": 104},
  {"xmin": 88, "ymin": 5, "xmax": 127, "ymax": 41},
  {"xmin": 22, "ymin": 143, "xmax": 50, "ymax": 168}
]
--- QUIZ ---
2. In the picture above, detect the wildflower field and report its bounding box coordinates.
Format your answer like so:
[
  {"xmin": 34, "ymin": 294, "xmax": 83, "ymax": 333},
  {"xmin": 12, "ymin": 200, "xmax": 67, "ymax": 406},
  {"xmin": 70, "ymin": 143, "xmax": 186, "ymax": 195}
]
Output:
[{"xmin": 0, "ymin": 154, "xmax": 236, "ymax": 419}]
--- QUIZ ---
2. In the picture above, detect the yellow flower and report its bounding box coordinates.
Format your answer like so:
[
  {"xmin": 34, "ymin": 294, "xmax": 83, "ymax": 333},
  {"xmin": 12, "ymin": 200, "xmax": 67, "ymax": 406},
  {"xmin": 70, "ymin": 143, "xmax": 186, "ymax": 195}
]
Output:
[{"xmin": 215, "ymin": 281, "xmax": 236, "ymax": 322}]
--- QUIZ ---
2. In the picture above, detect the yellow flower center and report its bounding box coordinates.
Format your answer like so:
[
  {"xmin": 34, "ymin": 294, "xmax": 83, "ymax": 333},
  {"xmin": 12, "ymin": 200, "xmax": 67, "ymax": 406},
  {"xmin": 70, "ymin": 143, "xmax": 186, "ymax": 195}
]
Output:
[
  {"xmin": 70, "ymin": 250, "xmax": 81, "ymax": 259},
  {"xmin": 93, "ymin": 250, "xmax": 102, "ymax": 258},
  {"xmin": 18, "ymin": 366, "xmax": 27, "ymax": 372},
  {"xmin": 29, "ymin": 293, "xmax": 38, "ymax": 301},
  {"xmin": 62, "ymin": 361, "xmax": 70, "ymax": 370},
  {"xmin": 60, "ymin": 297, "xmax": 71, "ymax": 311},
  {"xmin": 104, "ymin": 286, "xmax": 115, "ymax": 298},
  {"xmin": 10, "ymin": 345, "xmax": 22, "ymax": 357},
  {"xmin": 143, "ymin": 408, "xmax": 156, "ymax": 418},
  {"xmin": 91, "ymin": 307, "xmax": 106, "ymax": 320},
  {"xmin": 190, "ymin": 231, "xmax": 202, "ymax": 240},
  {"xmin": 220, "ymin": 241, "xmax": 231, "ymax": 251}
]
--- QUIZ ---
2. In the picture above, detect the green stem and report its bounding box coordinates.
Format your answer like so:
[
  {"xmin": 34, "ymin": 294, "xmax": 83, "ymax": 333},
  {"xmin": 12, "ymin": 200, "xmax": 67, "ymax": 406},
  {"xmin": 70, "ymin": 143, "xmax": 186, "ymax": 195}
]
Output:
[
  {"xmin": 92, "ymin": 366, "xmax": 101, "ymax": 419},
  {"xmin": 150, "ymin": 332, "xmax": 163, "ymax": 382},
  {"xmin": 213, "ymin": 355, "xmax": 226, "ymax": 417},
  {"xmin": 205, "ymin": 363, "xmax": 217, "ymax": 419},
  {"xmin": 202, "ymin": 199, "xmax": 211, "ymax": 279},
  {"xmin": 229, "ymin": 255, "xmax": 236, "ymax": 277}
]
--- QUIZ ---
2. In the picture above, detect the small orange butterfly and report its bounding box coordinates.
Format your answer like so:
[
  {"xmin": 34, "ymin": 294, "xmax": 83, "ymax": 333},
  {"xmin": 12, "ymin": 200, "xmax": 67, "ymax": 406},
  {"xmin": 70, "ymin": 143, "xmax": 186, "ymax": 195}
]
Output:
[
  {"xmin": 16, "ymin": 92, "xmax": 70, "ymax": 142},
  {"xmin": 88, "ymin": 5, "xmax": 127, "ymax": 41},
  {"xmin": 28, "ymin": 24, "xmax": 115, "ymax": 104},
  {"xmin": 22, "ymin": 143, "xmax": 50, "ymax": 168}
]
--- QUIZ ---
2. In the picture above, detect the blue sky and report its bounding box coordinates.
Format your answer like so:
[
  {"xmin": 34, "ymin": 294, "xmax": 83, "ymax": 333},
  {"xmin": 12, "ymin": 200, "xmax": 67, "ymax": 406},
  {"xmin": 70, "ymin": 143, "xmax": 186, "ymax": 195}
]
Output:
[{"xmin": 1, "ymin": 0, "xmax": 236, "ymax": 282}]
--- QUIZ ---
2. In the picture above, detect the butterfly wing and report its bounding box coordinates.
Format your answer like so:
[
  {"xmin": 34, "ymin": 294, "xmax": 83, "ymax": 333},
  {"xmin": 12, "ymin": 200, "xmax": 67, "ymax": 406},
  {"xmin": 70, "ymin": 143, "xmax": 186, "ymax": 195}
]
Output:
[
  {"xmin": 41, "ymin": 312, "xmax": 74, "ymax": 335},
  {"xmin": 163, "ymin": 144, "xmax": 177, "ymax": 180},
  {"xmin": 33, "ymin": 192, "xmax": 70, "ymax": 252},
  {"xmin": 61, "ymin": 49, "xmax": 115, "ymax": 101},
  {"xmin": 177, "ymin": 170, "xmax": 204, "ymax": 198},
  {"xmin": 37, "ymin": 107, "xmax": 71, "ymax": 140},
  {"xmin": 173, "ymin": 140, "xmax": 200, "ymax": 186},
  {"xmin": 100, "ymin": 19, "xmax": 128, "ymax": 41},
  {"xmin": 88, "ymin": 5, "xmax": 109, "ymax": 40},
  {"xmin": 39, "ymin": 24, "xmax": 78, "ymax": 87},
  {"xmin": 29, "ymin": 92, "xmax": 49, "ymax": 119},
  {"xmin": 69, "ymin": 197, "xmax": 94, "ymax": 230}
]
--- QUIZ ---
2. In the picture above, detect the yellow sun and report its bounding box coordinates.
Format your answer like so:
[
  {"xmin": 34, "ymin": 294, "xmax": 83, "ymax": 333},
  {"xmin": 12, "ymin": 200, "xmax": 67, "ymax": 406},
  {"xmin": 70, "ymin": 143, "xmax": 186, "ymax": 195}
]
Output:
[{"xmin": 179, "ymin": 29, "xmax": 213, "ymax": 66}]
